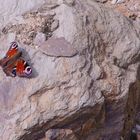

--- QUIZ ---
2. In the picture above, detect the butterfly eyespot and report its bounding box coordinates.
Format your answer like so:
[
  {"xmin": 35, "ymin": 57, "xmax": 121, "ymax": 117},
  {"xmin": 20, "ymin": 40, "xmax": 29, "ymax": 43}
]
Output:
[
  {"xmin": 24, "ymin": 66, "xmax": 32, "ymax": 75},
  {"xmin": 10, "ymin": 42, "xmax": 18, "ymax": 49},
  {"xmin": 12, "ymin": 68, "xmax": 16, "ymax": 77}
]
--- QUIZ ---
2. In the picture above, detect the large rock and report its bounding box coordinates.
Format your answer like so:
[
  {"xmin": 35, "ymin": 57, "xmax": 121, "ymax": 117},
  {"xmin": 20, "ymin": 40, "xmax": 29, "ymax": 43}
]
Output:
[{"xmin": 0, "ymin": 0, "xmax": 140, "ymax": 140}]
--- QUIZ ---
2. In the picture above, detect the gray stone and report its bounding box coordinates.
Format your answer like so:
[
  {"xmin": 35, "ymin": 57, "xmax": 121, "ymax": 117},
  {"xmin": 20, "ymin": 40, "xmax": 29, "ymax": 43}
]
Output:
[
  {"xmin": 0, "ymin": 0, "xmax": 140, "ymax": 140},
  {"xmin": 33, "ymin": 32, "xmax": 46, "ymax": 46},
  {"xmin": 51, "ymin": 19, "xmax": 59, "ymax": 32},
  {"xmin": 111, "ymin": 0, "xmax": 125, "ymax": 4},
  {"xmin": 39, "ymin": 37, "xmax": 78, "ymax": 57}
]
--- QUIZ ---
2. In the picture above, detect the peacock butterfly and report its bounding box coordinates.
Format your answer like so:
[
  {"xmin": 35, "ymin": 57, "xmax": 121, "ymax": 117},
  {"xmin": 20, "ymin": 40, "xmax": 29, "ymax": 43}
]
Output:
[{"xmin": 0, "ymin": 42, "xmax": 32, "ymax": 77}]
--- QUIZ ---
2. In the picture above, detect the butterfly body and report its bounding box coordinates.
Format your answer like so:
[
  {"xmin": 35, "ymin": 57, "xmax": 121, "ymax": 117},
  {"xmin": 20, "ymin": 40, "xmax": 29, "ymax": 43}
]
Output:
[{"xmin": 0, "ymin": 42, "xmax": 32, "ymax": 77}]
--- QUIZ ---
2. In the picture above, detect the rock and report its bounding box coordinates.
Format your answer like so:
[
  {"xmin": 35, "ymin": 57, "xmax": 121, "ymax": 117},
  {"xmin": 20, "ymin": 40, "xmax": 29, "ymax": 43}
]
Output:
[
  {"xmin": 39, "ymin": 37, "xmax": 78, "ymax": 57},
  {"xmin": 111, "ymin": 0, "xmax": 125, "ymax": 4},
  {"xmin": 0, "ymin": 0, "xmax": 49, "ymax": 27},
  {"xmin": 41, "ymin": 129, "xmax": 78, "ymax": 140},
  {"xmin": 64, "ymin": 0, "xmax": 75, "ymax": 6},
  {"xmin": 95, "ymin": 0, "xmax": 108, "ymax": 3},
  {"xmin": 0, "ymin": 0, "xmax": 140, "ymax": 140},
  {"xmin": 51, "ymin": 19, "xmax": 59, "ymax": 32},
  {"xmin": 33, "ymin": 32, "xmax": 46, "ymax": 46}
]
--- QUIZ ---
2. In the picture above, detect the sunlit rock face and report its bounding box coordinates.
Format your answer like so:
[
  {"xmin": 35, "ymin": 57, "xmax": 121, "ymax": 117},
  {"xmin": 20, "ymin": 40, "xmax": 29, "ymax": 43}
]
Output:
[{"xmin": 0, "ymin": 0, "xmax": 140, "ymax": 140}]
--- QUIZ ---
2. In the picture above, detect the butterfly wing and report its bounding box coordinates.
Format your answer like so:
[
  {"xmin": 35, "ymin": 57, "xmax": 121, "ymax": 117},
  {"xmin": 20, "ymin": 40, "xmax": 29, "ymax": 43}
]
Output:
[
  {"xmin": 15, "ymin": 58, "xmax": 32, "ymax": 77},
  {"xmin": 1, "ymin": 42, "xmax": 32, "ymax": 78},
  {"xmin": 6, "ymin": 42, "xmax": 19, "ymax": 58},
  {"xmin": 0, "ymin": 42, "xmax": 22, "ymax": 67},
  {"xmin": 2, "ymin": 58, "xmax": 32, "ymax": 77},
  {"xmin": 2, "ymin": 61, "xmax": 17, "ymax": 77}
]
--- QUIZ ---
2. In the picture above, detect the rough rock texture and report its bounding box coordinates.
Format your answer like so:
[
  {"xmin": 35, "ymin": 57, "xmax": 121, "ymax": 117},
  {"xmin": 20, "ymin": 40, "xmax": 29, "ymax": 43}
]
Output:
[
  {"xmin": 104, "ymin": 0, "xmax": 140, "ymax": 21},
  {"xmin": 0, "ymin": 0, "xmax": 140, "ymax": 140},
  {"xmin": 39, "ymin": 37, "xmax": 78, "ymax": 57}
]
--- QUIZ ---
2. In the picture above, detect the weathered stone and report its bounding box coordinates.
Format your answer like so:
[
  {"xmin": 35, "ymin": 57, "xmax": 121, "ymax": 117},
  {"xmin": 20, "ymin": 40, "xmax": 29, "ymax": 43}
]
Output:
[
  {"xmin": 51, "ymin": 19, "xmax": 59, "ymax": 32},
  {"xmin": 40, "ymin": 129, "xmax": 78, "ymax": 140},
  {"xmin": 64, "ymin": 0, "xmax": 75, "ymax": 6},
  {"xmin": 95, "ymin": 0, "xmax": 108, "ymax": 3},
  {"xmin": 33, "ymin": 32, "xmax": 46, "ymax": 46},
  {"xmin": 111, "ymin": 0, "xmax": 125, "ymax": 4},
  {"xmin": 0, "ymin": 0, "xmax": 140, "ymax": 140},
  {"xmin": 39, "ymin": 37, "xmax": 78, "ymax": 57}
]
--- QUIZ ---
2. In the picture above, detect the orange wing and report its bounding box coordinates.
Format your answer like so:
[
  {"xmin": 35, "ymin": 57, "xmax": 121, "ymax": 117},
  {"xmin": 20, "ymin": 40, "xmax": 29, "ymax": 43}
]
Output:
[
  {"xmin": 1, "ymin": 42, "xmax": 32, "ymax": 77},
  {"xmin": 0, "ymin": 42, "xmax": 21, "ymax": 67},
  {"xmin": 15, "ymin": 58, "xmax": 32, "ymax": 77}
]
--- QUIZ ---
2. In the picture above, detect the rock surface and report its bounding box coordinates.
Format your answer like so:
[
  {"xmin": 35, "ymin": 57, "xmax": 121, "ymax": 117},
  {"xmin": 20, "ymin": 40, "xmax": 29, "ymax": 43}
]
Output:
[
  {"xmin": 106, "ymin": 0, "xmax": 140, "ymax": 21},
  {"xmin": 39, "ymin": 37, "xmax": 78, "ymax": 57},
  {"xmin": 0, "ymin": 0, "xmax": 140, "ymax": 140}
]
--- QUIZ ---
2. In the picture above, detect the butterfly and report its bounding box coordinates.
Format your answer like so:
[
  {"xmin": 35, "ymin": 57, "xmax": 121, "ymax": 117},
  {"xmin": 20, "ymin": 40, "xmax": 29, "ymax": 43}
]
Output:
[{"xmin": 0, "ymin": 42, "xmax": 32, "ymax": 77}]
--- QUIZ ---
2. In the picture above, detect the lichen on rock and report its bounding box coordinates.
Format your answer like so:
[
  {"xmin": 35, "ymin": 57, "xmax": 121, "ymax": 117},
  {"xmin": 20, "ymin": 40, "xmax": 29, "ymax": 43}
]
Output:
[{"xmin": 1, "ymin": 8, "xmax": 59, "ymax": 47}]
